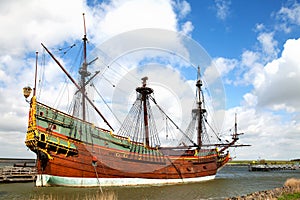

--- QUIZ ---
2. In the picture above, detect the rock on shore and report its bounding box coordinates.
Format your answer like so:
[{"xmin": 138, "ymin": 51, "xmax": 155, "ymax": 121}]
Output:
[{"xmin": 226, "ymin": 178, "xmax": 300, "ymax": 200}]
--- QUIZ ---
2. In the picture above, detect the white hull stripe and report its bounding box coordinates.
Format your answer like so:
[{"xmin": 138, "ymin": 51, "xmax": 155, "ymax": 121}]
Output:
[{"xmin": 36, "ymin": 174, "xmax": 216, "ymax": 187}]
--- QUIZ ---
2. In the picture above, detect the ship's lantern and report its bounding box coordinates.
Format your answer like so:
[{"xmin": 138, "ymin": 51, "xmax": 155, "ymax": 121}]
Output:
[{"xmin": 23, "ymin": 86, "xmax": 32, "ymax": 98}]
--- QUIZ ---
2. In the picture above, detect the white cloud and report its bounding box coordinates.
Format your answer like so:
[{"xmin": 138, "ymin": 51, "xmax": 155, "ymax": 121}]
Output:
[
  {"xmin": 229, "ymin": 33, "xmax": 279, "ymax": 87},
  {"xmin": 241, "ymin": 50, "xmax": 259, "ymax": 67},
  {"xmin": 242, "ymin": 93, "xmax": 257, "ymax": 107},
  {"xmin": 255, "ymin": 23, "xmax": 265, "ymax": 32},
  {"xmin": 222, "ymin": 50, "xmax": 264, "ymax": 87},
  {"xmin": 180, "ymin": 21, "xmax": 194, "ymax": 36},
  {"xmin": 214, "ymin": 57, "xmax": 237, "ymax": 75},
  {"xmin": 257, "ymin": 32, "xmax": 279, "ymax": 61},
  {"xmin": 0, "ymin": 0, "xmax": 88, "ymax": 56},
  {"xmin": 213, "ymin": 19, "xmax": 300, "ymax": 160},
  {"xmin": 222, "ymin": 38, "xmax": 300, "ymax": 160},
  {"xmin": 275, "ymin": 1, "xmax": 300, "ymax": 33},
  {"xmin": 174, "ymin": 0, "xmax": 191, "ymax": 19},
  {"xmin": 278, "ymin": 3, "xmax": 300, "ymax": 24},
  {"xmin": 255, "ymin": 38, "xmax": 300, "ymax": 112},
  {"xmin": 224, "ymin": 106, "xmax": 300, "ymax": 160},
  {"xmin": 91, "ymin": 0, "xmax": 178, "ymax": 42},
  {"xmin": 214, "ymin": 0, "xmax": 231, "ymax": 21}
]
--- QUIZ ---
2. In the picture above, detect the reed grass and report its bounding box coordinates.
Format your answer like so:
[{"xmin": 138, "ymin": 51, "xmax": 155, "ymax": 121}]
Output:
[
  {"xmin": 277, "ymin": 178, "xmax": 300, "ymax": 200},
  {"xmin": 84, "ymin": 191, "xmax": 117, "ymax": 200},
  {"xmin": 30, "ymin": 190, "xmax": 117, "ymax": 200},
  {"xmin": 284, "ymin": 178, "xmax": 300, "ymax": 192}
]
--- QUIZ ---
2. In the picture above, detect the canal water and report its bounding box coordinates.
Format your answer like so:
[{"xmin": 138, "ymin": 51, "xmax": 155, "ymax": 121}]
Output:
[{"xmin": 0, "ymin": 166, "xmax": 300, "ymax": 200}]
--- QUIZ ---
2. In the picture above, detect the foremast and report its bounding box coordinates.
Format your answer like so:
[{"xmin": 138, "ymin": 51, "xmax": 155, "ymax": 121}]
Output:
[{"xmin": 79, "ymin": 13, "xmax": 90, "ymax": 121}]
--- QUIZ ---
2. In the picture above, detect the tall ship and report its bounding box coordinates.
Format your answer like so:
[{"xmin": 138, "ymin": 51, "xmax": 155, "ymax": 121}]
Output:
[{"xmin": 23, "ymin": 15, "xmax": 247, "ymax": 187}]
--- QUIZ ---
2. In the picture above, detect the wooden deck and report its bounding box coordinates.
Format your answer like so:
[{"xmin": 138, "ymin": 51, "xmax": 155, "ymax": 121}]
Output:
[{"xmin": 0, "ymin": 166, "xmax": 37, "ymax": 183}]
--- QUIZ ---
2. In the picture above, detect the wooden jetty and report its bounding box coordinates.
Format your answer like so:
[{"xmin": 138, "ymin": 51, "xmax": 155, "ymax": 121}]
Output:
[
  {"xmin": 248, "ymin": 164, "xmax": 297, "ymax": 172},
  {"xmin": 0, "ymin": 166, "xmax": 37, "ymax": 183}
]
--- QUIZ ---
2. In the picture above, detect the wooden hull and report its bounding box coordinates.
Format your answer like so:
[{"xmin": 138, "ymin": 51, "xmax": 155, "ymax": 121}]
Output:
[
  {"xmin": 34, "ymin": 142, "xmax": 219, "ymax": 186},
  {"xmin": 25, "ymin": 98, "xmax": 230, "ymax": 187}
]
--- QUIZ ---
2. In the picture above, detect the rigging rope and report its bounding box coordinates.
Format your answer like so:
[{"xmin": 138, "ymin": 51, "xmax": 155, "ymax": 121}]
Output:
[
  {"xmin": 204, "ymin": 117, "xmax": 222, "ymax": 142},
  {"xmin": 202, "ymin": 86, "xmax": 222, "ymax": 136},
  {"xmin": 92, "ymin": 164, "xmax": 103, "ymax": 193},
  {"xmin": 181, "ymin": 111, "xmax": 197, "ymax": 145},
  {"xmin": 91, "ymin": 83, "xmax": 122, "ymax": 126},
  {"xmin": 117, "ymin": 93, "xmax": 161, "ymax": 148},
  {"xmin": 96, "ymin": 48, "xmax": 141, "ymax": 83},
  {"xmin": 149, "ymin": 95, "xmax": 197, "ymax": 147},
  {"xmin": 58, "ymin": 44, "xmax": 76, "ymax": 56}
]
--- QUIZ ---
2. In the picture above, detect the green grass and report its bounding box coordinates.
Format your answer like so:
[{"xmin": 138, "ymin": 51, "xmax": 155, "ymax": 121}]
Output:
[{"xmin": 278, "ymin": 192, "xmax": 300, "ymax": 200}]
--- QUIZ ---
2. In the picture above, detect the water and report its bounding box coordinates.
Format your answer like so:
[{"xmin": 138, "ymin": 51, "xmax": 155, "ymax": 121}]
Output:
[{"xmin": 1, "ymin": 166, "xmax": 300, "ymax": 200}]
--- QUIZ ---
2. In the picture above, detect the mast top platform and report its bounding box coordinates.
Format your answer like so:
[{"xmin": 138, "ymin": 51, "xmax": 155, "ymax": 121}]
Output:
[{"xmin": 136, "ymin": 77, "xmax": 153, "ymax": 95}]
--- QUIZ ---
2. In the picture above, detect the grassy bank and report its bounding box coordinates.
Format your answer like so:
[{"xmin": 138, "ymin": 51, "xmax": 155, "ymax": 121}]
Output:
[
  {"xmin": 278, "ymin": 193, "xmax": 300, "ymax": 200},
  {"xmin": 277, "ymin": 178, "xmax": 300, "ymax": 200}
]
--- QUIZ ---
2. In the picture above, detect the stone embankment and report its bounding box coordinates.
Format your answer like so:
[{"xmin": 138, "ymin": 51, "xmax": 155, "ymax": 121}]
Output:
[
  {"xmin": 226, "ymin": 178, "xmax": 300, "ymax": 200},
  {"xmin": 0, "ymin": 166, "xmax": 36, "ymax": 183}
]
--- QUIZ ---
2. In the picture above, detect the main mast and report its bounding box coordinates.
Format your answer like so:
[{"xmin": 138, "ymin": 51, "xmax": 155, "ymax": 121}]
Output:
[
  {"xmin": 79, "ymin": 13, "xmax": 90, "ymax": 121},
  {"xmin": 136, "ymin": 77, "xmax": 153, "ymax": 147}
]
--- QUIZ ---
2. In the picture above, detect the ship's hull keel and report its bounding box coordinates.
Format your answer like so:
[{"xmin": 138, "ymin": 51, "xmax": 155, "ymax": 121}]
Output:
[{"xmin": 36, "ymin": 174, "xmax": 216, "ymax": 187}]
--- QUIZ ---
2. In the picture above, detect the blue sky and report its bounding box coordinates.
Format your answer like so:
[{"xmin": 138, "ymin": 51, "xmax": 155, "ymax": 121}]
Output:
[
  {"xmin": 190, "ymin": 0, "xmax": 299, "ymax": 56},
  {"xmin": 0, "ymin": 0, "xmax": 300, "ymax": 160},
  {"xmin": 188, "ymin": 0, "xmax": 300, "ymax": 108}
]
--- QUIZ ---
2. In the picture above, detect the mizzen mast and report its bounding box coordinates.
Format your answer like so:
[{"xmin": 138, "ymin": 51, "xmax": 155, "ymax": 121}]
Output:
[{"xmin": 196, "ymin": 66, "xmax": 206, "ymax": 148}]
